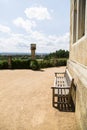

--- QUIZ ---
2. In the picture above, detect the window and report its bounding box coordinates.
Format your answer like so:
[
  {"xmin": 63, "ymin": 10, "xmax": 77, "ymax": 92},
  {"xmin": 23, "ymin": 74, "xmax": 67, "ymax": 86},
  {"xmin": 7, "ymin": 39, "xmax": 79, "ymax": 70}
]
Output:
[
  {"xmin": 73, "ymin": 0, "xmax": 86, "ymax": 43},
  {"xmin": 78, "ymin": 0, "xmax": 86, "ymax": 39},
  {"xmin": 73, "ymin": 0, "xmax": 77, "ymax": 43}
]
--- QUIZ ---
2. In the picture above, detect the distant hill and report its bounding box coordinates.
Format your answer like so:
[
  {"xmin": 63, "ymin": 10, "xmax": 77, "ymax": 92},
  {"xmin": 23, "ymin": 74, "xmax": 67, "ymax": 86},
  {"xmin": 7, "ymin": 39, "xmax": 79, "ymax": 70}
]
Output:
[{"xmin": 0, "ymin": 52, "xmax": 48, "ymax": 56}]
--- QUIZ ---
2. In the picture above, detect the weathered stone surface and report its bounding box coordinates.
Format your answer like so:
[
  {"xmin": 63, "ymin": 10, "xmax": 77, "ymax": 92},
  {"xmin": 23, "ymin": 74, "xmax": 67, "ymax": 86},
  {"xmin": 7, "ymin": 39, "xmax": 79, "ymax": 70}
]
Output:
[
  {"xmin": 68, "ymin": 0, "xmax": 87, "ymax": 130},
  {"xmin": 8, "ymin": 56, "xmax": 12, "ymax": 69},
  {"xmin": 67, "ymin": 60, "xmax": 87, "ymax": 130},
  {"xmin": 30, "ymin": 44, "xmax": 36, "ymax": 60}
]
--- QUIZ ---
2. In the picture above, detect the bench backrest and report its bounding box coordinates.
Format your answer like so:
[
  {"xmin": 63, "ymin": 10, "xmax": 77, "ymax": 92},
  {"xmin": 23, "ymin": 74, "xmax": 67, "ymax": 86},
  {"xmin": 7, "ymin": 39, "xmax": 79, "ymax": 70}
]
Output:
[
  {"xmin": 65, "ymin": 69, "xmax": 76, "ymax": 105},
  {"xmin": 64, "ymin": 69, "xmax": 73, "ymax": 86}
]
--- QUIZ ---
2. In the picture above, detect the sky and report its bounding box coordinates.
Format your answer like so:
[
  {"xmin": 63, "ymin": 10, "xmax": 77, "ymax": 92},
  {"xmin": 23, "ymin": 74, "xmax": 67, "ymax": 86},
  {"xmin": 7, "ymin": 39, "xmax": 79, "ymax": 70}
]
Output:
[{"xmin": 0, "ymin": 0, "xmax": 70, "ymax": 53}]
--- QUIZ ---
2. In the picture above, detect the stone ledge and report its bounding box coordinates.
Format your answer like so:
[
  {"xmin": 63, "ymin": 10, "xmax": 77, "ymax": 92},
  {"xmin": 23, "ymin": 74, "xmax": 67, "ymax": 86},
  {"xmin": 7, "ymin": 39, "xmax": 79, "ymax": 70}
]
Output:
[{"xmin": 67, "ymin": 60, "xmax": 87, "ymax": 88}]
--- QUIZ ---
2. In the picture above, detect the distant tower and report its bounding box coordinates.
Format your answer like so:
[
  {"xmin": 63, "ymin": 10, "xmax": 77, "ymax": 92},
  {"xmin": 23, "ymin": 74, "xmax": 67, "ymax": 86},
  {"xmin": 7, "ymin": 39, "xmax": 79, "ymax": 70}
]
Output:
[
  {"xmin": 30, "ymin": 44, "xmax": 36, "ymax": 60},
  {"xmin": 8, "ymin": 56, "xmax": 12, "ymax": 69}
]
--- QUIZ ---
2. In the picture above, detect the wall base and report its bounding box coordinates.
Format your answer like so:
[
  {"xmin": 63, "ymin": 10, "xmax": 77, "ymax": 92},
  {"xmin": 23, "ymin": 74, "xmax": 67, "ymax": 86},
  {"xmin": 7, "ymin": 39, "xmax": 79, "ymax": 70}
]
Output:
[{"xmin": 67, "ymin": 60, "xmax": 87, "ymax": 130}]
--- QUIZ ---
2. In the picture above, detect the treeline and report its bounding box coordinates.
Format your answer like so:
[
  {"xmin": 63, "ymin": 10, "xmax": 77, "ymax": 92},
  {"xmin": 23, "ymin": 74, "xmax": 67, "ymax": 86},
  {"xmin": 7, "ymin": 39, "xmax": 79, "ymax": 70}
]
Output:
[{"xmin": 44, "ymin": 49, "xmax": 69, "ymax": 60}]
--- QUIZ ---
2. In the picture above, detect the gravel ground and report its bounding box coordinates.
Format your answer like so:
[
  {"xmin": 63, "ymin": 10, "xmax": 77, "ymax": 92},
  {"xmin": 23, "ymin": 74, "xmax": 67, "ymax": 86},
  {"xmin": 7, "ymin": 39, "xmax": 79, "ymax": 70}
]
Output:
[{"xmin": 0, "ymin": 67, "xmax": 78, "ymax": 130}]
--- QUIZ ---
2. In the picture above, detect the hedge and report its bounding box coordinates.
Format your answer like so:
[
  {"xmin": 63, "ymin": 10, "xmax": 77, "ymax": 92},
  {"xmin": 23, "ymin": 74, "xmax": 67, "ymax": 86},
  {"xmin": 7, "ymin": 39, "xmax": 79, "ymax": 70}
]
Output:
[
  {"xmin": 0, "ymin": 59, "xmax": 67, "ymax": 70},
  {"xmin": 11, "ymin": 59, "xmax": 31, "ymax": 69},
  {"xmin": 38, "ymin": 59, "xmax": 67, "ymax": 68},
  {"xmin": 0, "ymin": 61, "xmax": 8, "ymax": 69}
]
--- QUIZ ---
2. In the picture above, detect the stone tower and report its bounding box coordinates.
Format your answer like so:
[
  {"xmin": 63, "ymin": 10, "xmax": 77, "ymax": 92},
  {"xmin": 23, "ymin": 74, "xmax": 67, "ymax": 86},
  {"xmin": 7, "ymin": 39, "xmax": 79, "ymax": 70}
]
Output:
[
  {"xmin": 8, "ymin": 56, "xmax": 12, "ymax": 69},
  {"xmin": 30, "ymin": 44, "xmax": 36, "ymax": 60}
]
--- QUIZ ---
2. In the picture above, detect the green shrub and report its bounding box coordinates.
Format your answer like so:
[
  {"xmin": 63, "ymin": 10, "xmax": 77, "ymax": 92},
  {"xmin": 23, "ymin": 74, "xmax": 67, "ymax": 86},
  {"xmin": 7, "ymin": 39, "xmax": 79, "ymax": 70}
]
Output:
[
  {"xmin": 56, "ymin": 59, "xmax": 67, "ymax": 66},
  {"xmin": 38, "ymin": 59, "xmax": 67, "ymax": 68},
  {"xmin": 0, "ymin": 61, "xmax": 8, "ymax": 69},
  {"xmin": 40, "ymin": 60, "xmax": 53, "ymax": 68},
  {"xmin": 11, "ymin": 59, "xmax": 31, "ymax": 69},
  {"xmin": 30, "ymin": 60, "xmax": 40, "ymax": 70}
]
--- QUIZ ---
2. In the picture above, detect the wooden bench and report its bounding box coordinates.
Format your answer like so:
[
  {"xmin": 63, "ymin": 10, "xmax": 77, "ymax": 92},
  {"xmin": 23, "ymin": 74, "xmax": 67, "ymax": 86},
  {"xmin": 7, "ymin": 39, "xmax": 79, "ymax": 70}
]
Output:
[{"xmin": 51, "ymin": 69, "xmax": 75, "ymax": 112}]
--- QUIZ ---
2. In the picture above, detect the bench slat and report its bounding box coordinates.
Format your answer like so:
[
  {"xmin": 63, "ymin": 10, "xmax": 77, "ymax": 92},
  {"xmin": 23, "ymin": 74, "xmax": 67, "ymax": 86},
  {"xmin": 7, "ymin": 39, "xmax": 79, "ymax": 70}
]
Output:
[{"xmin": 51, "ymin": 69, "xmax": 75, "ymax": 112}]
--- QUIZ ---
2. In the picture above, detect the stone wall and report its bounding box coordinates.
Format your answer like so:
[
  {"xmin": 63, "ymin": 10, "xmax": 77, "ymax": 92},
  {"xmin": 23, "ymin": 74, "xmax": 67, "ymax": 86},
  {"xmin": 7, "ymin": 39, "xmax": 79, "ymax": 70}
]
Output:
[
  {"xmin": 68, "ymin": 0, "xmax": 87, "ymax": 129},
  {"xmin": 67, "ymin": 60, "xmax": 87, "ymax": 130},
  {"xmin": 69, "ymin": 36, "xmax": 87, "ymax": 66}
]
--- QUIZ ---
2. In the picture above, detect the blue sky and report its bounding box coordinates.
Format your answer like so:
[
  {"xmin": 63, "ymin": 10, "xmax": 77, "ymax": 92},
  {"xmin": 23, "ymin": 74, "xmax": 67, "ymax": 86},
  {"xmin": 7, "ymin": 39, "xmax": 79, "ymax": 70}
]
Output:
[{"xmin": 0, "ymin": 0, "xmax": 70, "ymax": 53}]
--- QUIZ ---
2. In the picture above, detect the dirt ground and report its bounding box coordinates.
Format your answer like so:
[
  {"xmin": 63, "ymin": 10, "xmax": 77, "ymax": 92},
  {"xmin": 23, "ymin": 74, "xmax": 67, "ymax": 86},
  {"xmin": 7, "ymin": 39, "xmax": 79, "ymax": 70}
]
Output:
[{"xmin": 0, "ymin": 67, "xmax": 78, "ymax": 130}]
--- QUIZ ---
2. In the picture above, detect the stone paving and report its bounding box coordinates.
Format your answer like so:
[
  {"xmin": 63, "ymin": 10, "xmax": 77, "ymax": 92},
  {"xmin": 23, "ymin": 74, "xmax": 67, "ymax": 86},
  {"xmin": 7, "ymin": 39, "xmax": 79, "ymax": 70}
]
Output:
[{"xmin": 0, "ymin": 67, "xmax": 78, "ymax": 130}]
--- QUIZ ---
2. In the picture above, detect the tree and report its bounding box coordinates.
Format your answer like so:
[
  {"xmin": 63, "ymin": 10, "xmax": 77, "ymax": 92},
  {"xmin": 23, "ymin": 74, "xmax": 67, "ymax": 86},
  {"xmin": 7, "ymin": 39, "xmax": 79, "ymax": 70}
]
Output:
[{"xmin": 44, "ymin": 49, "xmax": 69, "ymax": 59}]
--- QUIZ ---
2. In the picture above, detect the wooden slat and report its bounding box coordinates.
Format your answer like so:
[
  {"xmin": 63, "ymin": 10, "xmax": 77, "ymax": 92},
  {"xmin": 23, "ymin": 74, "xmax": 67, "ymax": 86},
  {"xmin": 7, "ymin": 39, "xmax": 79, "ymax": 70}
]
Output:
[
  {"xmin": 51, "ymin": 87, "xmax": 70, "ymax": 89},
  {"xmin": 51, "ymin": 69, "xmax": 75, "ymax": 112}
]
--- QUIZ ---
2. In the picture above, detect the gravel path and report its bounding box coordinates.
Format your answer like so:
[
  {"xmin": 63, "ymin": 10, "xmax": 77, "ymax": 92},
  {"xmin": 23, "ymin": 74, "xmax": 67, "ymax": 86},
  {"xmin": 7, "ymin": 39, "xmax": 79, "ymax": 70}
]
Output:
[{"xmin": 0, "ymin": 67, "xmax": 78, "ymax": 130}]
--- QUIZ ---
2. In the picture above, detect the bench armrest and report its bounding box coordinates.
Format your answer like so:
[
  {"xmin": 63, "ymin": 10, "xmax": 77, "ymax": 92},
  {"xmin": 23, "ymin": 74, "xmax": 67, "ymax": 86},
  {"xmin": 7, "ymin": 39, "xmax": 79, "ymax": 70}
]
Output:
[
  {"xmin": 51, "ymin": 86, "xmax": 70, "ymax": 89},
  {"xmin": 55, "ymin": 72, "xmax": 65, "ymax": 74}
]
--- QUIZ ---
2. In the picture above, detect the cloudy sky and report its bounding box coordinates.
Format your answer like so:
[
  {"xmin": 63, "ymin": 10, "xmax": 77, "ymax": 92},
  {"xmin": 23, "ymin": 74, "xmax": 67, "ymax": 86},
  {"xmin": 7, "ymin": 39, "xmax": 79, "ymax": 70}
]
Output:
[{"xmin": 0, "ymin": 0, "xmax": 70, "ymax": 53}]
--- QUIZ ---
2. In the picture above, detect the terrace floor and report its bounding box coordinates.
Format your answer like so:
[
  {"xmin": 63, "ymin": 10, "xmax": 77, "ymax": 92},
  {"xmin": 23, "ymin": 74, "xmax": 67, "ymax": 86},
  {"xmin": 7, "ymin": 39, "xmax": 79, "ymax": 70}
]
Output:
[{"xmin": 0, "ymin": 67, "xmax": 78, "ymax": 130}]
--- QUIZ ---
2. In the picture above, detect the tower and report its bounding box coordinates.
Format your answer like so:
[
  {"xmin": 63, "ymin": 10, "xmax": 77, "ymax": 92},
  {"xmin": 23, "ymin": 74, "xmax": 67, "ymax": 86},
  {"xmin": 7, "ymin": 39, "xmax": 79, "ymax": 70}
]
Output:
[
  {"xmin": 30, "ymin": 44, "xmax": 36, "ymax": 60},
  {"xmin": 8, "ymin": 56, "xmax": 12, "ymax": 69}
]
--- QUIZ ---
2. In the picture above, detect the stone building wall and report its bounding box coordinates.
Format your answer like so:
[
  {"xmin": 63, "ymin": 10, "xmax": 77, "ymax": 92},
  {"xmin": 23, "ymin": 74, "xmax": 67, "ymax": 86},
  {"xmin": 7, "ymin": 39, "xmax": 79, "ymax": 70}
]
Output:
[{"xmin": 68, "ymin": 0, "xmax": 87, "ymax": 130}]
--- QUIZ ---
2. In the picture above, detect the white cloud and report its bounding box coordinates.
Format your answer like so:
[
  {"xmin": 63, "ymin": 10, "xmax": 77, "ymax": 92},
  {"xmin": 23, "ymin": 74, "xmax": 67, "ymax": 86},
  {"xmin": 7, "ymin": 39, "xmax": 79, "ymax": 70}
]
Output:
[
  {"xmin": 48, "ymin": 32, "xmax": 69, "ymax": 44},
  {"xmin": 0, "ymin": 33, "xmax": 29, "ymax": 52},
  {"xmin": 13, "ymin": 17, "xmax": 36, "ymax": 32},
  {"xmin": 46, "ymin": 33, "xmax": 69, "ymax": 52},
  {"xmin": 26, "ymin": 31, "xmax": 69, "ymax": 53},
  {"xmin": 24, "ymin": 6, "xmax": 51, "ymax": 20},
  {"xmin": 0, "ymin": 24, "xmax": 11, "ymax": 33},
  {"xmin": 0, "ymin": 31, "xmax": 69, "ymax": 53},
  {"xmin": 31, "ymin": 31, "xmax": 45, "ymax": 41}
]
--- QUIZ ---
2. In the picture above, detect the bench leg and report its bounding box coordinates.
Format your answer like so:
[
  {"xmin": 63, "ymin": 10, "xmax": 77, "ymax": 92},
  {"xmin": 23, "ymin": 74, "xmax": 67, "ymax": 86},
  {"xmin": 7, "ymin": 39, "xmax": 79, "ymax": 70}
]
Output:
[{"xmin": 52, "ymin": 89, "xmax": 55, "ymax": 107}]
